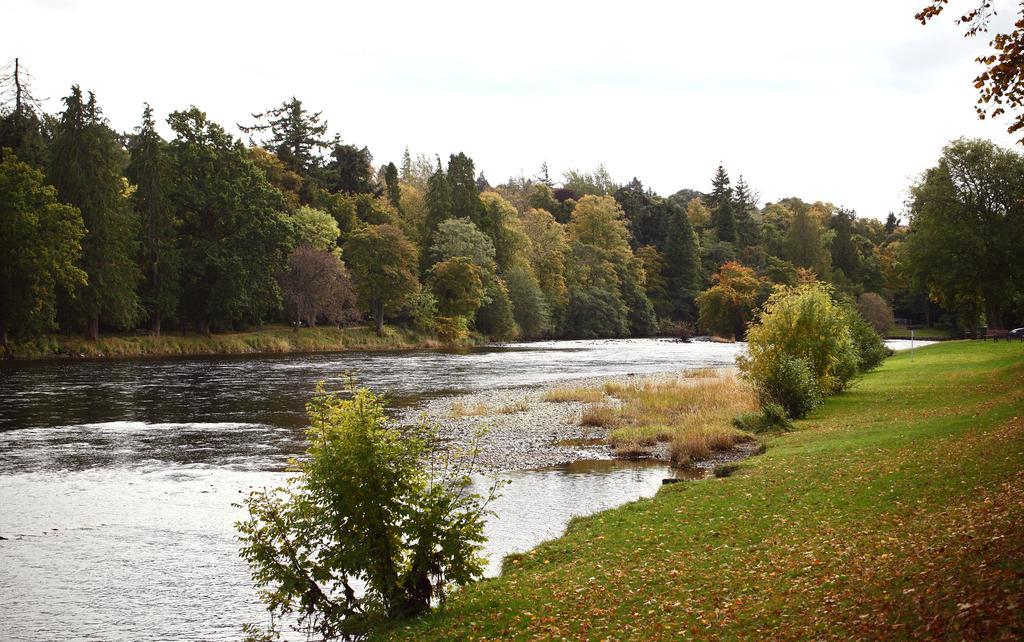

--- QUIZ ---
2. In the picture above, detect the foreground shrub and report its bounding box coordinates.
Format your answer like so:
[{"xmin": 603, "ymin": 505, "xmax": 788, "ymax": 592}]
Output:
[
  {"xmin": 739, "ymin": 282, "xmax": 859, "ymax": 415},
  {"xmin": 732, "ymin": 402, "xmax": 794, "ymax": 433},
  {"xmin": 237, "ymin": 385, "xmax": 495, "ymax": 640}
]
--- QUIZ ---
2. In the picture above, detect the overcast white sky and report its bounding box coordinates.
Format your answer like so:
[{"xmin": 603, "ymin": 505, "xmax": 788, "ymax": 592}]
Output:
[{"xmin": 5, "ymin": 0, "xmax": 1019, "ymax": 219}]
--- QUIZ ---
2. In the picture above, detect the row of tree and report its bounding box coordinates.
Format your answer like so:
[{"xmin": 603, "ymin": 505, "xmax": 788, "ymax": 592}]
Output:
[{"xmin": 2, "ymin": 72, "xmax": 1022, "ymax": 351}]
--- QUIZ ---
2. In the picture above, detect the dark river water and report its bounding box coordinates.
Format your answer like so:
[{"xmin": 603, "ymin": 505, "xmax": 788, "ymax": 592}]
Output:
[{"xmin": 0, "ymin": 338, "xmax": 924, "ymax": 640}]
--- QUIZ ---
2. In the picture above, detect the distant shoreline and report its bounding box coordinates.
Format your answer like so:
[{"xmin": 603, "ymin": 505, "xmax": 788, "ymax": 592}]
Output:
[{"xmin": 2, "ymin": 325, "xmax": 481, "ymax": 363}]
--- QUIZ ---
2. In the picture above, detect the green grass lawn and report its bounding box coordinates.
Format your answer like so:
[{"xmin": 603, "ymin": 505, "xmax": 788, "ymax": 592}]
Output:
[{"xmin": 382, "ymin": 341, "xmax": 1024, "ymax": 640}]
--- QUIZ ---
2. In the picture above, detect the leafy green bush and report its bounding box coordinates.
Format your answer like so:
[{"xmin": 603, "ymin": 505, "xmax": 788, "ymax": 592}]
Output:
[
  {"xmin": 754, "ymin": 355, "xmax": 823, "ymax": 419},
  {"xmin": 739, "ymin": 282, "xmax": 859, "ymax": 405},
  {"xmin": 237, "ymin": 385, "xmax": 495, "ymax": 640},
  {"xmin": 843, "ymin": 305, "xmax": 890, "ymax": 372}
]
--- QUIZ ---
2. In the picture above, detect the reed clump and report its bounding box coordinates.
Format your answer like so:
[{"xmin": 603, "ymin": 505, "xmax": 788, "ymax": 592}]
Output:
[
  {"xmin": 579, "ymin": 404, "xmax": 620, "ymax": 427},
  {"xmin": 607, "ymin": 372, "xmax": 759, "ymax": 467},
  {"xmin": 448, "ymin": 402, "xmax": 492, "ymax": 418}
]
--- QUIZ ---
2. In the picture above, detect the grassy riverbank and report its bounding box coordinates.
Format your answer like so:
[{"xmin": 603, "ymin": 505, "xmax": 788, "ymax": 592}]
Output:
[
  {"xmin": 384, "ymin": 341, "xmax": 1024, "ymax": 639},
  {"xmin": 886, "ymin": 326, "xmax": 954, "ymax": 339},
  {"xmin": 6, "ymin": 325, "xmax": 477, "ymax": 360}
]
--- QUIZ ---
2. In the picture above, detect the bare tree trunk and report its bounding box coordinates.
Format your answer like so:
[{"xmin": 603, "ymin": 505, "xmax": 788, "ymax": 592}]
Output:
[
  {"xmin": 374, "ymin": 301, "xmax": 384, "ymax": 336},
  {"xmin": 150, "ymin": 311, "xmax": 162, "ymax": 337},
  {"xmin": 86, "ymin": 317, "xmax": 100, "ymax": 341},
  {"xmin": 986, "ymin": 301, "xmax": 1003, "ymax": 330},
  {"xmin": 0, "ymin": 321, "xmax": 9, "ymax": 358}
]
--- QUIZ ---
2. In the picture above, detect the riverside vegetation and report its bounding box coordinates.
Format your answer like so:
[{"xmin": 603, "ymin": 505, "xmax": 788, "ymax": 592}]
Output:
[
  {"xmin": 382, "ymin": 340, "xmax": 1024, "ymax": 639},
  {"xmin": 5, "ymin": 60, "xmax": 1023, "ymax": 358}
]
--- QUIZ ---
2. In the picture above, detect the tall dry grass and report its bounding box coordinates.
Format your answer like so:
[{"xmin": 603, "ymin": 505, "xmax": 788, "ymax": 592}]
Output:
[
  {"xmin": 448, "ymin": 402, "xmax": 493, "ymax": 418},
  {"xmin": 579, "ymin": 404, "xmax": 619, "ymax": 427},
  {"xmin": 607, "ymin": 372, "xmax": 759, "ymax": 465}
]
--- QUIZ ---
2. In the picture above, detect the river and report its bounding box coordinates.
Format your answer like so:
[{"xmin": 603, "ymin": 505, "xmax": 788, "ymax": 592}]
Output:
[{"xmin": 0, "ymin": 338, "xmax": 925, "ymax": 640}]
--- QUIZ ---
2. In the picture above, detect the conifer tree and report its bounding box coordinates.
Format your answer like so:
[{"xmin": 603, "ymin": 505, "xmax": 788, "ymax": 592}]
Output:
[
  {"xmin": 732, "ymin": 175, "xmax": 760, "ymax": 247},
  {"xmin": 424, "ymin": 167, "xmax": 452, "ymax": 259},
  {"xmin": 663, "ymin": 201, "xmax": 702, "ymax": 320},
  {"xmin": 447, "ymin": 152, "xmax": 483, "ymax": 224},
  {"xmin": 49, "ymin": 86, "xmax": 141, "ymax": 339},
  {"xmin": 126, "ymin": 103, "xmax": 180, "ymax": 335},
  {"xmin": 384, "ymin": 161, "xmax": 401, "ymax": 211},
  {"xmin": 239, "ymin": 97, "xmax": 331, "ymax": 175},
  {"xmin": 400, "ymin": 146, "xmax": 413, "ymax": 182},
  {"xmin": 709, "ymin": 164, "xmax": 737, "ymax": 244}
]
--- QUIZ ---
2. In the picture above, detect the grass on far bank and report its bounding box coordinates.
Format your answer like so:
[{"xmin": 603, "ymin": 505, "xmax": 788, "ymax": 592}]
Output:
[
  {"xmin": 382, "ymin": 341, "xmax": 1024, "ymax": 640},
  {"xmin": 7, "ymin": 324, "xmax": 478, "ymax": 360},
  {"xmin": 886, "ymin": 325, "xmax": 953, "ymax": 339}
]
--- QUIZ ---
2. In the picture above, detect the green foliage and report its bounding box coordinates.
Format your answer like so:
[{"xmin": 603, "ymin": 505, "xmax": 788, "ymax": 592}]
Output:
[
  {"xmin": 326, "ymin": 144, "xmax": 375, "ymax": 194},
  {"xmin": 404, "ymin": 289, "xmax": 439, "ymax": 333},
  {"xmin": 750, "ymin": 353, "xmax": 823, "ymax": 419},
  {"xmin": 168, "ymin": 107, "xmax": 291, "ymax": 332},
  {"xmin": 709, "ymin": 164, "xmax": 737, "ymax": 244},
  {"xmin": 663, "ymin": 201, "xmax": 702, "ymax": 320},
  {"xmin": 239, "ymin": 97, "xmax": 331, "ymax": 175},
  {"xmin": 49, "ymin": 86, "xmax": 142, "ymax": 335},
  {"xmin": 784, "ymin": 207, "xmax": 832, "ymax": 278},
  {"xmin": 237, "ymin": 385, "xmax": 493, "ymax": 640},
  {"xmin": 566, "ymin": 287, "xmax": 629, "ymax": 338},
  {"xmin": 0, "ymin": 150, "xmax": 86, "ymax": 348},
  {"xmin": 739, "ymin": 282, "xmax": 860, "ymax": 417},
  {"xmin": 126, "ymin": 103, "xmax": 180, "ymax": 333},
  {"xmin": 562, "ymin": 164, "xmax": 617, "ymax": 196},
  {"xmin": 479, "ymin": 191, "xmax": 525, "ymax": 273},
  {"xmin": 428, "ymin": 257, "xmax": 485, "ymax": 319},
  {"xmin": 430, "ymin": 218, "xmax": 496, "ymax": 276},
  {"xmin": 475, "ymin": 277, "xmax": 518, "ymax": 340},
  {"xmin": 424, "ymin": 168, "xmax": 453, "ymax": 259},
  {"xmin": 843, "ymin": 305, "xmax": 889, "ymax": 372},
  {"xmin": 383, "ymin": 161, "xmax": 401, "ymax": 211},
  {"xmin": 289, "ymin": 205, "xmax": 341, "ymax": 254},
  {"xmin": 903, "ymin": 138, "xmax": 1024, "ymax": 330},
  {"xmin": 344, "ymin": 224, "xmax": 419, "ymax": 334},
  {"xmin": 447, "ymin": 152, "xmax": 484, "ymax": 225},
  {"xmin": 504, "ymin": 261, "xmax": 551, "ymax": 338}
]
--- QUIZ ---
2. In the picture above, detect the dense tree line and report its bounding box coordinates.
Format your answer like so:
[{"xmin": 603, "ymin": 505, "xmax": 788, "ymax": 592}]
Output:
[{"xmin": 2, "ymin": 69, "xmax": 1021, "ymax": 353}]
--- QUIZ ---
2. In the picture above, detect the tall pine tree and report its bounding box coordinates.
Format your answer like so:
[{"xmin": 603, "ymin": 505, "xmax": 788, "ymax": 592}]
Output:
[
  {"xmin": 663, "ymin": 201, "xmax": 702, "ymax": 321},
  {"xmin": 447, "ymin": 152, "xmax": 483, "ymax": 224},
  {"xmin": 49, "ymin": 86, "xmax": 141, "ymax": 339},
  {"xmin": 383, "ymin": 161, "xmax": 401, "ymax": 211},
  {"xmin": 423, "ymin": 166, "xmax": 453, "ymax": 269},
  {"xmin": 126, "ymin": 104, "xmax": 180, "ymax": 336},
  {"xmin": 239, "ymin": 97, "xmax": 331, "ymax": 175},
  {"xmin": 709, "ymin": 164, "xmax": 737, "ymax": 244},
  {"xmin": 732, "ymin": 175, "xmax": 760, "ymax": 247}
]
